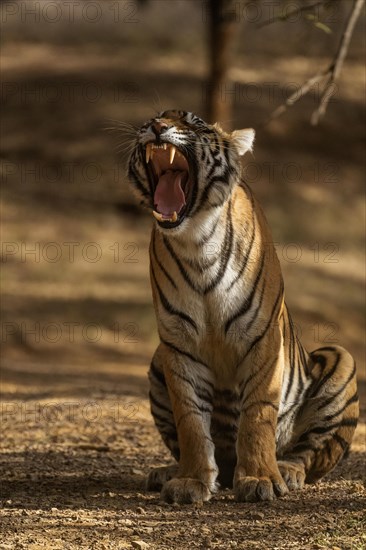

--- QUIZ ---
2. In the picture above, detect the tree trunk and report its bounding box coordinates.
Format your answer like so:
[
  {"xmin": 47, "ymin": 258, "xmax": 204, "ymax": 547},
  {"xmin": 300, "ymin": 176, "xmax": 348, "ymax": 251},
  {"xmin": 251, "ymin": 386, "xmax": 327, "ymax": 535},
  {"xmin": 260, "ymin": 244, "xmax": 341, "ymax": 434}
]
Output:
[{"xmin": 206, "ymin": 0, "xmax": 239, "ymax": 129}]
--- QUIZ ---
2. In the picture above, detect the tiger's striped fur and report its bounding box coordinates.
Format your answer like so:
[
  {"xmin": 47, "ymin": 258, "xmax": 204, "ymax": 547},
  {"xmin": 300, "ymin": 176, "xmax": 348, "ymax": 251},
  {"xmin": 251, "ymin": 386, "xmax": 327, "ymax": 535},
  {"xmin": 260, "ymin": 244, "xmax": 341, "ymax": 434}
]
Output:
[{"xmin": 127, "ymin": 110, "xmax": 359, "ymax": 503}]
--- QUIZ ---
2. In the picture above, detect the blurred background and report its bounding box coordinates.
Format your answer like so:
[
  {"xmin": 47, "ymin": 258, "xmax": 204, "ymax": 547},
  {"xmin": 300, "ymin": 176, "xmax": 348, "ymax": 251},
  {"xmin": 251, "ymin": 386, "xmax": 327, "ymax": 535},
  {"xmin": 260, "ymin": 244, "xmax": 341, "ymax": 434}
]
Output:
[{"xmin": 1, "ymin": 0, "xmax": 364, "ymax": 399}]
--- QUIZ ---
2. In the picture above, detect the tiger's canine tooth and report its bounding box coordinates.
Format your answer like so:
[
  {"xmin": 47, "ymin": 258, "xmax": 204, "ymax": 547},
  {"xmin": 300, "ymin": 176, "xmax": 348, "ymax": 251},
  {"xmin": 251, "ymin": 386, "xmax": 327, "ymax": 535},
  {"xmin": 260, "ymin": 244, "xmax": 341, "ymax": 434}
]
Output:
[
  {"xmin": 146, "ymin": 143, "xmax": 152, "ymax": 163},
  {"xmin": 152, "ymin": 210, "xmax": 163, "ymax": 222},
  {"xmin": 169, "ymin": 145, "xmax": 176, "ymax": 164},
  {"xmin": 171, "ymin": 211, "xmax": 178, "ymax": 222}
]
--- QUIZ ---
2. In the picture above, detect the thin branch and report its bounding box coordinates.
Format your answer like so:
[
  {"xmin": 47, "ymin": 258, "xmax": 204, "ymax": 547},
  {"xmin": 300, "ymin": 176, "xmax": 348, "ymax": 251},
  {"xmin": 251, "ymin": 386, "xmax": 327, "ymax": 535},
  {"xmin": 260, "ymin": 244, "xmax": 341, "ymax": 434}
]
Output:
[
  {"xmin": 311, "ymin": 0, "xmax": 365, "ymax": 124},
  {"xmin": 257, "ymin": 1, "xmax": 330, "ymax": 29},
  {"xmin": 265, "ymin": 68, "xmax": 331, "ymax": 123},
  {"xmin": 264, "ymin": 0, "xmax": 365, "ymax": 126}
]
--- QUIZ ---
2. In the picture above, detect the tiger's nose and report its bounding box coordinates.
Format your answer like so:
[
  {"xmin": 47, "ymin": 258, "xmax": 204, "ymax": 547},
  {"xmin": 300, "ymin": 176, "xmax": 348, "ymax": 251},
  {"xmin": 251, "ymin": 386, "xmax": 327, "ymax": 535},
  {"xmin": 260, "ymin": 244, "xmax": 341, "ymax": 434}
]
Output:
[{"xmin": 151, "ymin": 120, "xmax": 169, "ymax": 135}]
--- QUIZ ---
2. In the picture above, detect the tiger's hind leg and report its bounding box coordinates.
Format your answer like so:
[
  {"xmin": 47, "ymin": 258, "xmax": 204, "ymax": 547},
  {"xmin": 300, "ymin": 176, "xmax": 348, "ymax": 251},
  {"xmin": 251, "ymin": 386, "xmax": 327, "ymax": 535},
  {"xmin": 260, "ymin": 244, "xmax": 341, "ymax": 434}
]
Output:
[{"xmin": 278, "ymin": 345, "xmax": 359, "ymax": 489}]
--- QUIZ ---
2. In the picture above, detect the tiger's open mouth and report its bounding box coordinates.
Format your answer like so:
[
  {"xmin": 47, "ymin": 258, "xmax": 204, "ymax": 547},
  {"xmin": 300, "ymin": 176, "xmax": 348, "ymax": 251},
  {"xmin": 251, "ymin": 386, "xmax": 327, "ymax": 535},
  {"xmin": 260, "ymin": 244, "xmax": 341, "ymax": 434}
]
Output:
[{"xmin": 144, "ymin": 142, "xmax": 192, "ymax": 228}]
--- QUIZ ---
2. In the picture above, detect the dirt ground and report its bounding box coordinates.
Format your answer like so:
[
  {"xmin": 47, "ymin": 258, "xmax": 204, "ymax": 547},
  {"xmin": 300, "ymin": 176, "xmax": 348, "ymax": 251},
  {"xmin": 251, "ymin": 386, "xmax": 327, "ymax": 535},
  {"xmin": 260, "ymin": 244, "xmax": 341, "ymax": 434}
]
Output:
[
  {"xmin": 1, "ymin": 1, "xmax": 366, "ymax": 549},
  {"xmin": 0, "ymin": 385, "xmax": 365, "ymax": 550}
]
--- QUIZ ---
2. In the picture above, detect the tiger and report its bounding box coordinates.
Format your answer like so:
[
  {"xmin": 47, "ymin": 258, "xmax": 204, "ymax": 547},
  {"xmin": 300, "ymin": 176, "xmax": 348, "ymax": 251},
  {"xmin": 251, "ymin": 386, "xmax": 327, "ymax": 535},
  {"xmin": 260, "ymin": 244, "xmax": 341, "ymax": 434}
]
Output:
[{"xmin": 127, "ymin": 109, "xmax": 359, "ymax": 504}]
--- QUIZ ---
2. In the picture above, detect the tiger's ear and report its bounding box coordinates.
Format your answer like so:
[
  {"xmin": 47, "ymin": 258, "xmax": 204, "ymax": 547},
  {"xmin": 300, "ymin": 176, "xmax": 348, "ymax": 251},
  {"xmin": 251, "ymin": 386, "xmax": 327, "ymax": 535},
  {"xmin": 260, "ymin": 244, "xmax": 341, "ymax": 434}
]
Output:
[{"xmin": 231, "ymin": 128, "xmax": 255, "ymax": 156}]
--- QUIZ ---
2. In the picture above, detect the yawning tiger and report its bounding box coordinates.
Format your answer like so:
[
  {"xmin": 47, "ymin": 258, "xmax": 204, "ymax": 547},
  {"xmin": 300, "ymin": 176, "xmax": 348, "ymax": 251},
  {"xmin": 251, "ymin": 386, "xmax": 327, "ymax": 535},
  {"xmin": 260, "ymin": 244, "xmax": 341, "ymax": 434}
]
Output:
[{"xmin": 127, "ymin": 109, "xmax": 359, "ymax": 504}]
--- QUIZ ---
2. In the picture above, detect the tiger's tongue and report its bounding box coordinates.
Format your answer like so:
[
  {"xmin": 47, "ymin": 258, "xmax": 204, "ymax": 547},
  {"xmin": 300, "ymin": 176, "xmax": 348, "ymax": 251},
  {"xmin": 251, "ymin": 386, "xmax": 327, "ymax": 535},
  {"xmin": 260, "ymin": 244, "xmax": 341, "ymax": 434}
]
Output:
[{"xmin": 154, "ymin": 170, "xmax": 186, "ymax": 218}]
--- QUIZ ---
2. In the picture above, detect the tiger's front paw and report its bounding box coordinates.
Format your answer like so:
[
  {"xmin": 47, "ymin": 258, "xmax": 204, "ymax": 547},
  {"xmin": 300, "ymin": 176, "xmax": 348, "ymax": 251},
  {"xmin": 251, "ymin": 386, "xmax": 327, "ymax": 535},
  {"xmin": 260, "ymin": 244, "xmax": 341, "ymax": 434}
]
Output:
[
  {"xmin": 278, "ymin": 460, "xmax": 305, "ymax": 491},
  {"xmin": 234, "ymin": 475, "xmax": 288, "ymax": 502},
  {"xmin": 161, "ymin": 478, "xmax": 212, "ymax": 504}
]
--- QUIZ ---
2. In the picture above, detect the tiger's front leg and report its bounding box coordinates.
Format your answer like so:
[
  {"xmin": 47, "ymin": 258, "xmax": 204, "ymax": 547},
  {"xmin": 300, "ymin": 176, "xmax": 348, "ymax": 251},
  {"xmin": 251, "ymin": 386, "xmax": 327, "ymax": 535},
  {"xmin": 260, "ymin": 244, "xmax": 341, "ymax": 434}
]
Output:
[
  {"xmin": 157, "ymin": 343, "xmax": 217, "ymax": 504},
  {"xmin": 234, "ymin": 333, "xmax": 288, "ymax": 502}
]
